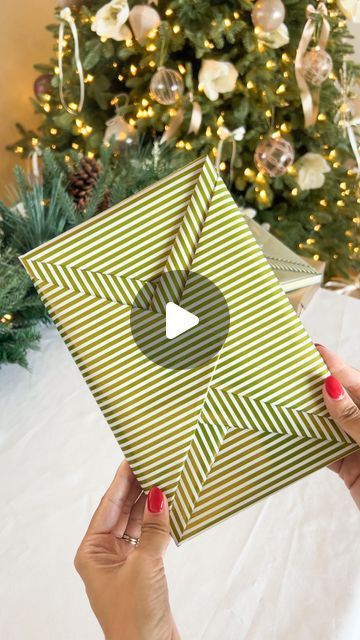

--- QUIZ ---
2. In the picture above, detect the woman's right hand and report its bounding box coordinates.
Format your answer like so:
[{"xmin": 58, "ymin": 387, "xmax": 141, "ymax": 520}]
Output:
[{"xmin": 317, "ymin": 344, "xmax": 360, "ymax": 509}]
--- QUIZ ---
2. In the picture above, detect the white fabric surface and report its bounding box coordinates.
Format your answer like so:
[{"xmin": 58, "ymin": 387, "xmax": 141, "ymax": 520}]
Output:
[{"xmin": 1, "ymin": 288, "xmax": 360, "ymax": 640}]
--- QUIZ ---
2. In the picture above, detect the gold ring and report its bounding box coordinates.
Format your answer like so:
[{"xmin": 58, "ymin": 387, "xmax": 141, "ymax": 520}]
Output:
[{"xmin": 122, "ymin": 532, "xmax": 140, "ymax": 546}]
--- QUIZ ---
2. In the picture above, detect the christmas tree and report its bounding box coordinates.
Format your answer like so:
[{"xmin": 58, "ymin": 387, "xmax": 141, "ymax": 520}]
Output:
[
  {"xmin": 9, "ymin": 0, "xmax": 360, "ymax": 280},
  {"xmin": 2, "ymin": 0, "xmax": 360, "ymax": 366}
]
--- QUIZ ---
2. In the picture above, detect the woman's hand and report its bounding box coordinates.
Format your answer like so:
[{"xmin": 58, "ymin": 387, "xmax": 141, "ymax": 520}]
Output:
[
  {"xmin": 75, "ymin": 460, "xmax": 180, "ymax": 640},
  {"xmin": 317, "ymin": 344, "xmax": 360, "ymax": 509}
]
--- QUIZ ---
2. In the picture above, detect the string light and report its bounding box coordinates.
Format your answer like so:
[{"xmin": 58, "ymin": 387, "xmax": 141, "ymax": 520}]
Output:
[
  {"xmin": 72, "ymin": 142, "xmax": 80, "ymax": 150},
  {"xmin": 244, "ymin": 168, "xmax": 256, "ymax": 180},
  {"xmin": 259, "ymin": 190, "xmax": 269, "ymax": 204},
  {"xmin": 43, "ymin": 104, "xmax": 51, "ymax": 113},
  {"xmin": 178, "ymin": 64, "xmax": 186, "ymax": 74},
  {"xmin": 337, "ymin": 200, "xmax": 345, "ymax": 207},
  {"xmin": 0, "ymin": 313, "xmax": 13, "ymax": 324},
  {"xmin": 165, "ymin": 8, "xmax": 173, "ymax": 15},
  {"xmin": 173, "ymin": 25, "xmax": 181, "ymax": 33},
  {"xmin": 320, "ymin": 199, "xmax": 327, "ymax": 206},
  {"xmin": 281, "ymin": 53, "xmax": 290, "ymax": 63},
  {"xmin": 100, "ymin": 36, "xmax": 107, "ymax": 43},
  {"xmin": 31, "ymin": 137, "xmax": 39, "ymax": 146},
  {"xmin": 313, "ymin": 254, "xmax": 320, "ymax": 261},
  {"xmin": 130, "ymin": 65, "xmax": 137, "ymax": 76},
  {"xmin": 276, "ymin": 84, "xmax": 286, "ymax": 94},
  {"xmin": 291, "ymin": 188, "xmax": 298, "ymax": 196},
  {"xmin": 205, "ymin": 126, "xmax": 212, "ymax": 137},
  {"xmin": 219, "ymin": 161, "xmax": 226, "ymax": 170},
  {"xmin": 246, "ymin": 80, "xmax": 255, "ymax": 89},
  {"xmin": 233, "ymin": 11, "xmax": 240, "ymax": 19},
  {"xmin": 15, "ymin": 146, "xmax": 23, "ymax": 154},
  {"xmin": 266, "ymin": 60, "xmax": 276, "ymax": 70},
  {"xmin": 146, "ymin": 43, "xmax": 157, "ymax": 51},
  {"xmin": 50, "ymin": 128, "xmax": 58, "ymax": 135},
  {"xmin": 85, "ymin": 74, "xmax": 94, "ymax": 83},
  {"xmin": 314, "ymin": 224, "xmax": 321, "ymax": 231},
  {"xmin": 224, "ymin": 18, "xmax": 232, "ymax": 27},
  {"xmin": 317, "ymin": 113, "xmax": 327, "ymax": 121}
]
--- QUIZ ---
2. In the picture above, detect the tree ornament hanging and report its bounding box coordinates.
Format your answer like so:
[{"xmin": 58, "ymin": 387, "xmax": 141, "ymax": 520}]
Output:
[
  {"xmin": 295, "ymin": 3, "xmax": 331, "ymax": 127},
  {"xmin": 302, "ymin": 48, "xmax": 333, "ymax": 86},
  {"xmin": 33, "ymin": 74, "xmax": 53, "ymax": 100},
  {"xmin": 58, "ymin": 8, "xmax": 85, "ymax": 115},
  {"xmin": 254, "ymin": 136, "xmax": 295, "ymax": 177},
  {"xmin": 128, "ymin": 4, "xmax": 161, "ymax": 45},
  {"xmin": 149, "ymin": 67, "xmax": 184, "ymax": 105},
  {"xmin": 103, "ymin": 115, "xmax": 135, "ymax": 145},
  {"xmin": 251, "ymin": 0, "xmax": 285, "ymax": 32}
]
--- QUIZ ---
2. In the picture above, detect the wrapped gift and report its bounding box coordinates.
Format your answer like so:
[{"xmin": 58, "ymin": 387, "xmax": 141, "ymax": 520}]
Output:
[
  {"xmin": 20, "ymin": 156, "xmax": 358, "ymax": 544},
  {"xmin": 246, "ymin": 217, "xmax": 325, "ymax": 314}
]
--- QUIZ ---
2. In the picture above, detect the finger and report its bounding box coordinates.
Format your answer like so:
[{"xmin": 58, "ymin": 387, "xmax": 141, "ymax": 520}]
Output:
[
  {"xmin": 117, "ymin": 492, "xmax": 146, "ymax": 541},
  {"xmin": 316, "ymin": 344, "xmax": 360, "ymax": 402},
  {"xmin": 86, "ymin": 460, "xmax": 142, "ymax": 536},
  {"xmin": 323, "ymin": 375, "xmax": 360, "ymax": 445},
  {"xmin": 136, "ymin": 487, "xmax": 170, "ymax": 559}
]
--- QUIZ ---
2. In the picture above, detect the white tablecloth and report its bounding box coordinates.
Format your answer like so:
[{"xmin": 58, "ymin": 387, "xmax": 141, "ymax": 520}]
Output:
[{"xmin": 1, "ymin": 289, "xmax": 360, "ymax": 640}]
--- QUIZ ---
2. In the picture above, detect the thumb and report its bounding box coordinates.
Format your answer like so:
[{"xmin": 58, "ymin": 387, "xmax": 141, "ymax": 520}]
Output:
[
  {"xmin": 137, "ymin": 487, "xmax": 170, "ymax": 559},
  {"xmin": 323, "ymin": 375, "xmax": 360, "ymax": 445}
]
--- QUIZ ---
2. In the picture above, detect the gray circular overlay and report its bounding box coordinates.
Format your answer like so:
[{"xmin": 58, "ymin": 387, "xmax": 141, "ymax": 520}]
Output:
[{"xmin": 130, "ymin": 270, "xmax": 230, "ymax": 370}]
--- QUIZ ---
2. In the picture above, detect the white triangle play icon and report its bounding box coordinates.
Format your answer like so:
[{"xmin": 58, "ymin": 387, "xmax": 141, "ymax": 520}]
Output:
[{"xmin": 165, "ymin": 302, "xmax": 199, "ymax": 340}]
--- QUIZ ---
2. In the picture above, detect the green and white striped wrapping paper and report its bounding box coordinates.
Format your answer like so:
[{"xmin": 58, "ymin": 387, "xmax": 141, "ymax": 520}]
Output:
[{"xmin": 20, "ymin": 155, "xmax": 359, "ymax": 544}]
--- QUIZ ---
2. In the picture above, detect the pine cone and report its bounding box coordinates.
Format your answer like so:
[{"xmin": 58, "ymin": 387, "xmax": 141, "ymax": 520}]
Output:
[{"xmin": 68, "ymin": 157, "xmax": 100, "ymax": 211}]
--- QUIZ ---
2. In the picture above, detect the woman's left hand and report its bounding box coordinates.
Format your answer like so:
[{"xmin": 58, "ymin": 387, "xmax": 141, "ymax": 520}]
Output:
[
  {"xmin": 75, "ymin": 460, "xmax": 180, "ymax": 640},
  {"xmin": 317, "ymin": 344, "xmax": 360, "ymax": 509}
]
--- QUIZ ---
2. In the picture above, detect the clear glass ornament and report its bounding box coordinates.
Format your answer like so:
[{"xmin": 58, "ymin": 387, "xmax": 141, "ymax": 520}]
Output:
[
  {"xmin": 251, "ymin": 0, "xmax": 285, "ymax": 32},
  {"xmin": 149, "ymin": 67, "xmax": 184, "ymax": 105},
  {"xmin": 302, "ymin": 49, "xmax": 333, "ymax": 87},
  {"xmin": 254, "ymin": 136, "xmax": 295, "ymax": 177}
]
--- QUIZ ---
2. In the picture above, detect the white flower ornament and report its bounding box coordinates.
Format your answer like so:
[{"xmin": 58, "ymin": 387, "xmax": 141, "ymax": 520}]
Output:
[
  {"xmin": 296, "ymin": 152, "xmax": 331, "ymax": 190},
  {"xmin": 256, "ymin": 22, "xmax": 290, "ymax": 49},
  {"xmin": 91, "ymin": 0, "xmax": 132, "ymax": 41},
  {"xmin": 198, "ymin": 60, "xmax": 238, "ymax": 101}
]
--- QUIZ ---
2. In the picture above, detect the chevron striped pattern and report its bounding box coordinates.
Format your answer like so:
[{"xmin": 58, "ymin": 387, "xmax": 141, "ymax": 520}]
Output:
[{"xmin": 20, "ymin": 155, "xmax": 359, "ymax": 545}]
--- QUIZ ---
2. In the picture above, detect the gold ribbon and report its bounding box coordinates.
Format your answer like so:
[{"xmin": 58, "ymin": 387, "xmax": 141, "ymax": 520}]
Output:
[
  {"xmin": 27, "ymin": 146, "xmax": 42, "ymax": 183},
  {"xmin": 160, "ymin": 93, "xmax": 202, "ymax": 144},
  {"xmin": 215, "ymin": 125, "xmax": 245, "ymax": 184},
  {"xmin": 295, "ymin": 3, "xmax": 330, "ymax": 128},
  {"xmin": 335, "ymin": 64, "xmax": 360, "ymax": 175},
  {"xmin": 58, "ymin": 8, "xmax": 85, "ymax": 116}
]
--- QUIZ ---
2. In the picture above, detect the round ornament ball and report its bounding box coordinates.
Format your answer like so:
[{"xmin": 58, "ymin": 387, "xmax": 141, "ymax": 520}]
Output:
[
  {"xmin": 251, "ymin": 0, "xmax": 285, "ymax": 32},
  {"xmin": 33, "ymin": 73, "xmax": 53, "ymax": 100},
  {"xmin": 149, "ymin": 67, "xmax": 184, "ymax": 105},
  {"xmin": 254, "ymin": 136, "xmax": 294, "ymax": 177},
  {"xmin": 302, "ymin": 49, "xmax": 333, "ymax": 87}
]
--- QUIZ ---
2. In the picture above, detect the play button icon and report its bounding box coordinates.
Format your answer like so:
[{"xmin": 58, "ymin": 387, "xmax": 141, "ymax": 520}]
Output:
[
  {"xmin": 165, "ymin": 302, "xmax": 199, "ymax": 340},
  {"xmin": 130, "ymin": 270, "xmax": 230, "ymax": 370}
]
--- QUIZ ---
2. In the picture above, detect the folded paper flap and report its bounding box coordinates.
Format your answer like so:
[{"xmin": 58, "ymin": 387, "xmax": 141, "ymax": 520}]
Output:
[
  {"xmin": 201, "ymin": 388, "xmax": 352, "ymax": 444},
  {"xmin": 28, "ymin": 259, "xmax": 156, "ymax": 308},
  {"xmin": 150, "ymin": 155, "xmax": 218, "ymax": 314},
  {"xmin": 20, "ymin": 156, "xmax": 208, "ymax": 281},
  {"xmin": 169, "ymin": 416, "xmax": 228, "ymax": 538}
]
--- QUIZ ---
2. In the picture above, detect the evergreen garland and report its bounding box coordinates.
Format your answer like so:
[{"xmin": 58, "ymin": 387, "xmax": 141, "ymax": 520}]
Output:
[{"xmin": 0, "ymin": 142, "xmax": 189, "ymax": 367}]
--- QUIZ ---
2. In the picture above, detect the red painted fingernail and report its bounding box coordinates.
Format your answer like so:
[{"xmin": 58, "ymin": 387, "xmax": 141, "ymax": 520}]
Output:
[
  {"xmin": 325, "ymin": 375, "xmax": 345, "ymax": 400},
  {"xmin": 314, "ymin": 343, "xmax": 324, "ymax": 348},
  {"xmin": 147, "ymin": 487, "xmax": 164, "ymax": 513}
]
